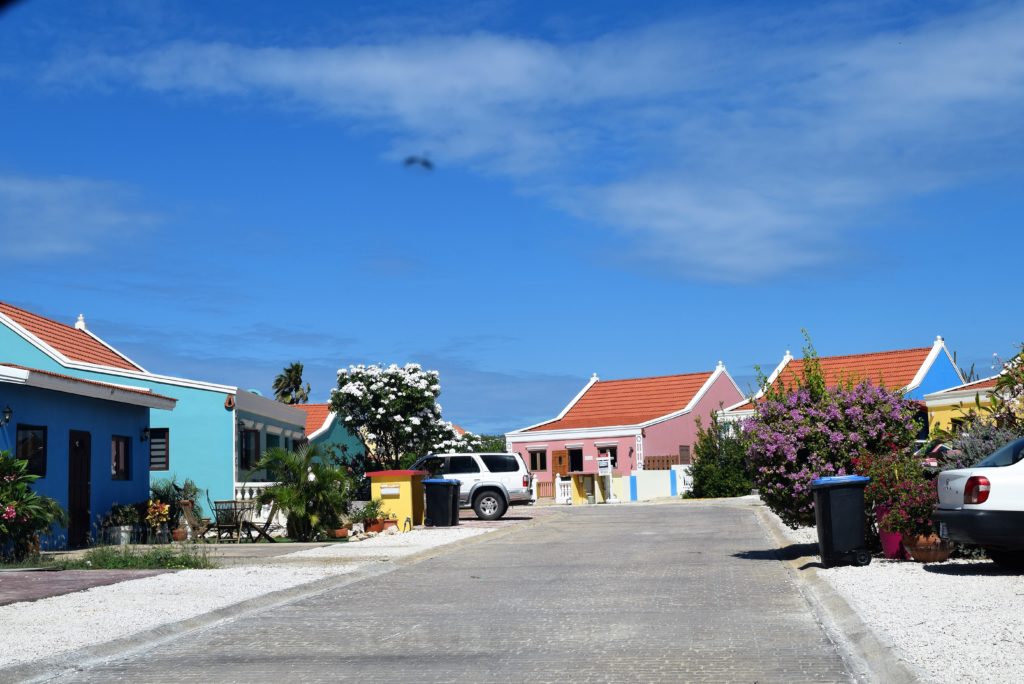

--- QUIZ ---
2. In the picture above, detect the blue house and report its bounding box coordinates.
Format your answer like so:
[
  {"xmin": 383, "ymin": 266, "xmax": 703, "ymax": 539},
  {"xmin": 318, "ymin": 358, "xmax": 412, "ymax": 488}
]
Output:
[
  {"xmin": 291, "ymin": 403, "xmax": 365, "ymax": 462},
  {"xmin": 0, "ymin": 364, "xmax": 176, "ymax": 547},
  {"xmin": 0, "ymin": 302, "xmax": 307, "ymax": 506}
]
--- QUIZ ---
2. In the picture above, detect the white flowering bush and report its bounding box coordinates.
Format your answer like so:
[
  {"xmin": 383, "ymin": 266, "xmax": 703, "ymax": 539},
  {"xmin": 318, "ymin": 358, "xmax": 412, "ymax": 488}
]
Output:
[{"xmin": 330, "ymin": 363, "xmax": 482, "ymax": 470}]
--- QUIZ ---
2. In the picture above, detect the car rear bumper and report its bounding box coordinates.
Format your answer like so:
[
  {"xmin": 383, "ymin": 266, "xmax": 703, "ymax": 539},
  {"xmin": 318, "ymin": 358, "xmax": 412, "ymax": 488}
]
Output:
[
  {"xmin": 508, "ymin": 489, "xmax": 533, "ymax": 506},
  {"xmin": 932, "ymin": 508, "xmax": 1024, "ymax": 549}
]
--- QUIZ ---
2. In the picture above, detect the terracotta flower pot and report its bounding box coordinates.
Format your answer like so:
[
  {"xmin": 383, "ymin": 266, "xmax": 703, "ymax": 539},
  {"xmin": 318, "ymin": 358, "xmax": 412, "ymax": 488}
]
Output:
[
  {"xmin": 171, "ymin": 527, "xmax": 188, "ymax": 542},
  {"xmin": 365, "ymin": 519, "xmax": 398, "ymax": 534},
  {"xmin": 333, "ymin": 527, "xmax": 349, "ymax": 539},
  {"xmin": 904, "ymin": 534, "xmax": 951, "ymax": 563}
]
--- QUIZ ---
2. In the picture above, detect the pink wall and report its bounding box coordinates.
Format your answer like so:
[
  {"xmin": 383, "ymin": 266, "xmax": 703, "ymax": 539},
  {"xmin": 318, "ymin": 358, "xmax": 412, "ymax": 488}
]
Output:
[
  {"xmin": 642, "ymin": 372, "xmax": 743, "ymax": 457},
  {"xmin": 509, "ymin": 371, "xmax": 743, "ymax": 483}
]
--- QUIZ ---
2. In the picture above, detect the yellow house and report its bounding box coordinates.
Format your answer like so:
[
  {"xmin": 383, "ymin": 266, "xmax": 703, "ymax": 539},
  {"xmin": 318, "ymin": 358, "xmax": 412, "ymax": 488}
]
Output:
[{"xmin": 924, "ymin": 376, "xmax": 999, "ymax": 433}]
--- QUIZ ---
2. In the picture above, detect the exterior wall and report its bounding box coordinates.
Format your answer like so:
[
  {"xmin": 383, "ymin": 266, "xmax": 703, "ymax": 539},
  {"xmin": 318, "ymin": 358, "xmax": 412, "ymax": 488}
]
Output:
[
  {"xmin": 310, "ymin": 419, "xmax": 365, "ymax": 463},
  {"xmin": 643, "ymin": 372, "xmax": 744, "ymax": 458},
  {"xmin": 927, "ymin": 396, "xmax": 992, "ymax": 433},
  {"xmin": 509, "ymin": 434, "xmax": 638, "ymax": 485},
  {"xmin": 910, "ymin": 354, "xmax": 964, "ymax": 399},
  {"xmin": 632, "ymin": 470, "xmax": 676, "ymax": 500},
  {"xmin": 0, "ymin": 383, "xmax": 152, "ymax": 545},
  {"xmin": 236, "ymin": 408, "xmax": 308, "ymax": 485}
]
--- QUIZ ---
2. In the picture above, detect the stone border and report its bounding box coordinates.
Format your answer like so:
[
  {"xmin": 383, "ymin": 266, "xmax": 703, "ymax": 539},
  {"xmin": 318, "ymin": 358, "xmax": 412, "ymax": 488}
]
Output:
[
  {"xmin": 4, "ymin": 513, "xmax": 562, "ymax": 684},
  {"xmin": 752, "ymin": 506, "xmax": 926, "ymax": 684}
]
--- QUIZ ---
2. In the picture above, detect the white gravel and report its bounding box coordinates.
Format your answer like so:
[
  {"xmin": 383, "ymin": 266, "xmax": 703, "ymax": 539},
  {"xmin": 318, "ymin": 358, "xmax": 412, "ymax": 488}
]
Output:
[
  {"xmin": 763, "ymin": 506, "xmax": 1024, "ymax": 684},
  {"xmin": 0, "ymin": 526, "xmax": 491, "ymax": 669}
]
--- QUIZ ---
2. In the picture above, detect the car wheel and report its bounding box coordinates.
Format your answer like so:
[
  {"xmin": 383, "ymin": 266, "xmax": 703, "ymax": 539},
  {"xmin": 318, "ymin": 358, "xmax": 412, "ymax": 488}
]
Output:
[
  {"xmin": 473, "ymin": 491, "xmax": 507, "ymax": 521},
  {"xmin": 987, "ymin": 549, "xmax": 1024, "ymax": 571}
]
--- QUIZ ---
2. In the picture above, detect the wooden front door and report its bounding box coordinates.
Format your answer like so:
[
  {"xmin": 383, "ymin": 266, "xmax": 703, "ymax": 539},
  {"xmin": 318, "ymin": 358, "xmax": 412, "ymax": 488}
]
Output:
[
  {"xmin": 68, "ymin": 430, "xmax": 92, "ymax": 548},
  {"xmin": 552, "ymin": 450, "xmax": 569, "ymax": 478}
]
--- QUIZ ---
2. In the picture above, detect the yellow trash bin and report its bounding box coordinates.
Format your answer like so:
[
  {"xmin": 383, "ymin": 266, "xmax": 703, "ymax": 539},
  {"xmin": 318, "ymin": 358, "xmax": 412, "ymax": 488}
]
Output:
[{"xmin": 366, "ymin": 469, "xmax": 427, "ymax": 531}]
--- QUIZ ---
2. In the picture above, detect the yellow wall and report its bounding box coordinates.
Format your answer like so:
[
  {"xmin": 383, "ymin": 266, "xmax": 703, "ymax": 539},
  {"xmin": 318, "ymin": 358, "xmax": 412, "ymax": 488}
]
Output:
[
  {"xmin": 369, "ymin": 473, "xmax": 425, "ymax": 530},
  {"xmin": 927, "ymin": 396, "xmax": 992, "ymax": 433}
]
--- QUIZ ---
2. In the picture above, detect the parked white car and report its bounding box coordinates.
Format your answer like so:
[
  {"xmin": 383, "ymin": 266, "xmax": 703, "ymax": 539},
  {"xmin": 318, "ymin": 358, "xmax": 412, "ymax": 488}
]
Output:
[
  {"xmin": 933, "ymin": 437, "xmax": 1024, "ymax": 570},
  {"xmin": 410, "ymin": 452, "xmax": 533, "ymax": 520}
]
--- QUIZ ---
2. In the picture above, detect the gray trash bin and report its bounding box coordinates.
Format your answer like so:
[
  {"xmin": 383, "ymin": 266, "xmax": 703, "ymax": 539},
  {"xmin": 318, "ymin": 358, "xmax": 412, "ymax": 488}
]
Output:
[{"xmin": 423, "ymin": 478, "xmax": 461, "ymax": 527}]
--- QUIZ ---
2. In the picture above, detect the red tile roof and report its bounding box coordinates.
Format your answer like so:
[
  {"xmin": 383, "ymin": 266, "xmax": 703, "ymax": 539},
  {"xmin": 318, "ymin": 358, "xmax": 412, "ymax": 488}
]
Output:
[
  {"xmin": 291, "ymin": 403, "xmax": 332, "ymax": 434},
  {"xmin": 729, "ymin": 347, "xmax": 933, "ymax": 411},
  {"xmin": 0, "ymin": 363, "xmax": 176, "ymax": 403},
  {"xmin": 0, "ymin": 302, "xmax": 143, "ymax": 371},
  {"xmin": 942, "ymin": 375, "xmax": 999, "ymax": 393},
  {"xmin": 526, "ymin": 371, "xmax": 713, "ymax": 431}
]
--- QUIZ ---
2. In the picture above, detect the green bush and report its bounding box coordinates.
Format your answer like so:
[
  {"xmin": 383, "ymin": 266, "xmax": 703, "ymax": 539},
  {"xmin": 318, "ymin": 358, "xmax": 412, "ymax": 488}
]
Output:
[
  {"xmin": 62, "ymin": 543, "xmax": 214, "ymax": 570},
  {"xmin": 690, "ymin": 413, "xmax": 752, "ymax": 498},
  {"xmin": 1, "ymin": 450, "xmax": 67, "ymax": 561}
]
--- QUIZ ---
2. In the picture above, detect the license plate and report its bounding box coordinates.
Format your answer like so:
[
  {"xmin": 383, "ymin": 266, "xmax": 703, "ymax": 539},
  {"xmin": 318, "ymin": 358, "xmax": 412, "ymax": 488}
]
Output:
[{"xmin": 938, "ymin": 522, "xmax": 948, "ymax": 539}]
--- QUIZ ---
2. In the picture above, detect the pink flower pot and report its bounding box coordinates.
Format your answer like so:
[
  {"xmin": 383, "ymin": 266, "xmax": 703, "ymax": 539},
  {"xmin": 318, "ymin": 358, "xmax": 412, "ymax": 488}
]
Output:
[{"xmin": 879, "ymin": 528, "xmax": 908, "ymax": 559}]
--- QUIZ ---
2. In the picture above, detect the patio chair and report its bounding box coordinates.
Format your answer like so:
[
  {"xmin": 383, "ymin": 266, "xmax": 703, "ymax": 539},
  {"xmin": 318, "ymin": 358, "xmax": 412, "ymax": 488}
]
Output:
[
  {"xmin": 179, "ymin": 500, "xmax": 212, "ymax": 541},
  {"xmin": 211, "ymin": 500, "xmax": 251, "ymax": 543}
]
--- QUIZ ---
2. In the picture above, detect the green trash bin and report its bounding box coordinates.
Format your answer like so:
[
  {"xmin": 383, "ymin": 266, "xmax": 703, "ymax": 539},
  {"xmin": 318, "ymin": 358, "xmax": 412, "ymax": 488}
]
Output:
[{"xmin": 812, "ymin": 475, "xmax": 872, "ymax": 567}]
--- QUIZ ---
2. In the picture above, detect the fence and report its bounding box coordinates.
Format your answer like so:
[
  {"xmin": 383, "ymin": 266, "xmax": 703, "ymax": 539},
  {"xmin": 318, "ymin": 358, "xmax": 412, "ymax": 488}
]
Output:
[
  {"xmin": 536, "ymin": 481, "xmax": 554, "ymax": 498},
  {"xmin": 644, "ymin": 454, "xmax": 684, "ymax": 471}
]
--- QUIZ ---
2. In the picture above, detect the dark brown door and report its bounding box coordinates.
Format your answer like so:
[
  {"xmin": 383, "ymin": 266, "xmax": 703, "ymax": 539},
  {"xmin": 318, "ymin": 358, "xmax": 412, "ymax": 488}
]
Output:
[
  {"xmin": 552, "ymin": 450, "xmax": 569, "ymax": 478},
  {"xmin": 68, "ymin": 431, "xmax": 92, "ymax": 548}
]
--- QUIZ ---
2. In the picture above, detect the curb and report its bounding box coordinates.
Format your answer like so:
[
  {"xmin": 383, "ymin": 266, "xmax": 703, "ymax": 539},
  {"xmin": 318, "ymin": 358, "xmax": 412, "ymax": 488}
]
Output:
[
  {"xmin": 5, "ymin": 513, "xmax": 562, "ymax": 684},
  {"xmin": 752, "ymin": 506, "xmax": 927, "ymax": 684}
]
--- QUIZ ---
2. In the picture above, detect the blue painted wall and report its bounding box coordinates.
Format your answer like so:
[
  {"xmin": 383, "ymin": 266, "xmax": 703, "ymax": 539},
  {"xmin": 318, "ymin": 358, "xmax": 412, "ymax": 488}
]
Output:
[
  {"xmin": 309, "ymin": 418, "xmax": 365, "ymax": 464},
  {"xmin": 0, "ymin": 383, "xmax": 152, "ymax": 548},
  {"xmin": 908, "ymin": 350, "xmax": 964, "ymax": 399}
]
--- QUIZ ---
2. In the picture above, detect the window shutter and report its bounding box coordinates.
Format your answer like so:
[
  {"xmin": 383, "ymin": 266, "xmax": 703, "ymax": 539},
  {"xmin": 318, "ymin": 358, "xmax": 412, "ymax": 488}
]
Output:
[
  {"xmin": 679, "ymin": 445, "xmax": 692, "ymax": 465},
  {"xmin": 149, "ymin": 428, "xmax": 170, "ymax": 471}
]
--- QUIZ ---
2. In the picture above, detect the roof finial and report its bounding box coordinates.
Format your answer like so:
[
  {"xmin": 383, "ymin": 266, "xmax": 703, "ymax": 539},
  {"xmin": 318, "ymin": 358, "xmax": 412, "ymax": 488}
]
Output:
[
  {"xmin": 74, "ymin": 314, "xmax": 87, "ymax": 331},
  {"xmin": 591, "ymin": 372, "xmax": 599, "ymax": 381},
  {"xmin": 783, "ymin": 349, "xmax": 793, "ymax": 360},
  {"xmin": 716, "ymin": 360, "xmax": 725, "ymax": 370},
  {"xmin": 935, "ymin": 335, "xmax": 944, "ymax": 343}
]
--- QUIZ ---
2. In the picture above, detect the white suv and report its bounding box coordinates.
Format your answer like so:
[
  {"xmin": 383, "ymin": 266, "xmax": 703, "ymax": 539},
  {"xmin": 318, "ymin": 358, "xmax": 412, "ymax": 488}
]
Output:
[
  {"xmin": 934, "ymin": 437, "xmax": 1024, "ymax": 570},
  {"xmin": 411, "ymin": 452, "xmax": 533, "ymax": 520}
]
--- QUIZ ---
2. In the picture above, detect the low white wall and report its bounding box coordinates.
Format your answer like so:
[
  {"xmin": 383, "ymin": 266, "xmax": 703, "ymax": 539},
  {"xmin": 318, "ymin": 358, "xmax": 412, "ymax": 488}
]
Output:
[{"xmin": 632, "ymin": 470, "xmax": 674, "ymax": 500}]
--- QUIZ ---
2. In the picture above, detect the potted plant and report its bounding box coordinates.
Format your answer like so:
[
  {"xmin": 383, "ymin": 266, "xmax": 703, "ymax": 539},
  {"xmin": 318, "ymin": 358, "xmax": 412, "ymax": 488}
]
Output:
[
  {"xmin": 881, "ymin": 479, "xmax": 950, "ymax": 563},
  {"xmin": 145, "ymin": 499, "xmax": 171, "ymax": 544},
  {"xmin": 151, "ymin": 477, "xmax": 204, "ymax": 543},
  {"xmin": 102, "ymin": 504, "xmax": 140, "ymax": 545},
  {"xmin": 352, "ymin": 499, "xmax": 392, "ymax": 533},
  {"xmin": 854, "ymin": 450, "xmax": 920, "ymax": 560}
]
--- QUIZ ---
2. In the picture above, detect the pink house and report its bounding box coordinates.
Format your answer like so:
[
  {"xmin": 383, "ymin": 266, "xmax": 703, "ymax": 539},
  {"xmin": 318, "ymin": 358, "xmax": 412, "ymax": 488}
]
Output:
[{"xmin": 505, "ymin": 363, "xmax": 743, "ymax": 495}]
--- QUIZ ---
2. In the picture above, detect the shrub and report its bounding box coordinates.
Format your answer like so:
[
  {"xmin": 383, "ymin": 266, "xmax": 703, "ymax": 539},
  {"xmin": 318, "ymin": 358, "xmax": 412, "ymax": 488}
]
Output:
[
  {"xmin": 746, "ymin": 381, "xmax": 920, "ymax": 528},
  {"xmin": 62, "ymin": 543, "xmax": 214, "ymax": 570},
  {"xmin": 879, "ymin": 478, "xmax": 939, "ymax": 538},
  {"xmin": 150, "ymin": 477, "xmax": 205, "ymax": 527},
  {"xmin": 690, "ymin": 413, "xmax": 752, "ymax": 498},
  {"xmin": 0, "ymin": 450, "xmax": 66, "ymax": 561},
  {"xmin": 939, "ymin": 414, "xmax": 1023, "ymax": 470}
]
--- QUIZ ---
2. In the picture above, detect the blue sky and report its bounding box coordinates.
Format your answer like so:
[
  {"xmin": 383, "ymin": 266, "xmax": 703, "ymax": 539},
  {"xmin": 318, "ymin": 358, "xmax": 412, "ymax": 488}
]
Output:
[{"xmin": 1, "ymin": 0, "xmax": 1022, "ymax": 434}]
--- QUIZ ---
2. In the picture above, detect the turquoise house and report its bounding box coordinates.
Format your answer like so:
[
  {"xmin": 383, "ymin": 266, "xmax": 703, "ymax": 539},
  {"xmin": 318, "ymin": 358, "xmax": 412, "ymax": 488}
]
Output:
[
  {"xmin": 292, "ymin": 403, "xmax": 365, "ymax": 463},
  {"xmin": 0, "ymin": 364, "xmax": 176, "ymax": 548},
  {"xmin": 0, "ymin": 302, "xmax": 306, "ymax": 504}
]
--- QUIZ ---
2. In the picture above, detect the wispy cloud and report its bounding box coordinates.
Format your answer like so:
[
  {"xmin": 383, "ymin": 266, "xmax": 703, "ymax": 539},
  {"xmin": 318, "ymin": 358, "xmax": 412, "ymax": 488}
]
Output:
[
  {"xmin": 0, "ymin": 175, "xmax": 159, "ymax": 259},
  {"xmin": 40, "ymin": 2, "xmax": 1024, "ymax": 280}
]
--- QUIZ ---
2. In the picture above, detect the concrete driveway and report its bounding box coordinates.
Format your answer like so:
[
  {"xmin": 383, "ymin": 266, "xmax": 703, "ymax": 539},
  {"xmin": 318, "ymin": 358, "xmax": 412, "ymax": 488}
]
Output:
[{"xmin": 56, "ymin": 501, "xmax": 852, "ymax": 683}]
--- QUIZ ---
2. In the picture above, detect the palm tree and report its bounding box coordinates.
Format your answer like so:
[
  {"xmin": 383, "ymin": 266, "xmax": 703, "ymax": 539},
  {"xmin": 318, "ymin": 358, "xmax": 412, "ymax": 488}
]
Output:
[
  {"xmin": 273, "ymin": 362, "xmax": 310, "ymax": 404},
  {"xmin": 254, "ymin": 444, "xmax": 354, "ymax": 541}
]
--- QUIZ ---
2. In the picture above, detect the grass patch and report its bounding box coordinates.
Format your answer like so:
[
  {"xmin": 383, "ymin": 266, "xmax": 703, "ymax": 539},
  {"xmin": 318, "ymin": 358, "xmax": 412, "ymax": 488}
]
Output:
[{"xmin": 59, "ymin": 543, "xmax": 216, "ymax": 570}]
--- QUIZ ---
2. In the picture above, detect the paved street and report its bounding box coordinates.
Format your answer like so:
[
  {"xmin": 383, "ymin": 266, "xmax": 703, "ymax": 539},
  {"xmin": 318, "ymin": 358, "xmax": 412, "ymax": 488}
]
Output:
[{"xmin": 58, "ymin": 502, "xmax": 851, "ymax": 683}]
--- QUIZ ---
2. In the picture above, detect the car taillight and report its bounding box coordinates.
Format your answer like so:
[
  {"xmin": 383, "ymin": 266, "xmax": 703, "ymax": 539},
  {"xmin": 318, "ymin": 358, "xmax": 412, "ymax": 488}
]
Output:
[
  {"xmin": 523, "ymin": 474, "xmax": 530, "ymax": 488},
  {"xmin": 964, "ymin": 476, "xmax": 991, "ymax": 505}
]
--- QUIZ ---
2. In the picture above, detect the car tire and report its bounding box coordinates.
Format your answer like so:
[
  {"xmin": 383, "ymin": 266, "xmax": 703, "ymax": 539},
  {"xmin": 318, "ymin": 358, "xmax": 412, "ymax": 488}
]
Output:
[
  {"xmin": 473, "ymin": 490, "xmax": 507, "ymax": 521},
  {"xmin": 987, "ymin": 549, "xmax": 1024, "ymax": 571}
]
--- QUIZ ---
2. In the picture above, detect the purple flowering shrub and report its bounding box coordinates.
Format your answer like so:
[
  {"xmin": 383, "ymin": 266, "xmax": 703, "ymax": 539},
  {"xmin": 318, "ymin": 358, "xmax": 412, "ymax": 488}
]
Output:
[{"xmin": 746, "ymin": 381, "xmax": 920, "ymax": 527}]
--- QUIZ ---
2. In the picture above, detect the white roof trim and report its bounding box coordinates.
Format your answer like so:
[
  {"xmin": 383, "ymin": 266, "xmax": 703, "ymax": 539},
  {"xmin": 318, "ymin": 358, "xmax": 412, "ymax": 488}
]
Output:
[
  {"xmin": 642, "ymin": 365, "xmax": 738, "ymax": 428},
  {"xmin": 507, "ymin": 425, "xmax": 643, "ymax": 442},
  {"xmin": 511, "ymin": 373, "xmax": 599, "ymax": 432},
  {"xmin": 906, "ymin": 336, "xmax": 964, "ymax": 393},
  {"xmin": 307, "ymin": 411, "xmax": 336, "ymax": 441},
  {"xmin": 924, "ymin": 373, "xmax": 1001, "ymax": 400},
  {"xmin": 721, "ymin": 351, "xmax": 793, "ymax": 413},
  {"xmin": 0, "ymin": 312, "xmax": 238, "ymax": 394},
  {"xmin": 0, "ymin": 365, "xmax": 176, "ymax": 411}
]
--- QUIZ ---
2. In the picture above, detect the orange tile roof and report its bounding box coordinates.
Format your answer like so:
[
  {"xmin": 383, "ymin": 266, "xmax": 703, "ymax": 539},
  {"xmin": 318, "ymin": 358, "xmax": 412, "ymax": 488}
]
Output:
[
  {"xmin": 729, "ymin": 347, "xmax": 933, "ymax": 411},
  {"xmin": 0, "ymin": 363, "xmax": 176, "ymax": 403},
  {"xmin": 526, "ymin": 371, "xmax": 713, "ymax": 431},
  {"xmin": 291, "ymin": 403, "xmax": 332, "ymax": 434},
  {"xmin": 0, "ymin": 302, "xmax": 143, "ymax": 371}
]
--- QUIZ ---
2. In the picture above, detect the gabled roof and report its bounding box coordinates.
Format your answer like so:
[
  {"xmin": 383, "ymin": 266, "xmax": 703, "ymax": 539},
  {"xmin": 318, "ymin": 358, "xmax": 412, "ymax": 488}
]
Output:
[
  {"xmin": 292, "ymin": 403, "xmax": 334, "ymax": 439},
  {"xmin": 924, "ymin": 374, "xmax": 1000, "ymax": 402},
  {"xmin": 0, "ymin": 363, "xmax": 176, "ymax": 410},
  {"xmin": 725, "ymin": 338, "xmax": 954, "ymax": 413},
  {"xmin": 523, "ymin": 368, "xmax": 721, "ymax": 432},
  {"xmin": 0, "ymin": 302, "xmax": 143, "ymax": 372}
]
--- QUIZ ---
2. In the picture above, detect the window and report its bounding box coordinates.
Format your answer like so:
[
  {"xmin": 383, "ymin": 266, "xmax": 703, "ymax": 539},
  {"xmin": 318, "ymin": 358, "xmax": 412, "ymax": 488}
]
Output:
[
  {"xmin": 266, "ymin": 433, "xmax": 281, "ymax": 451},
  {"xmin": 417, "ymin": 456, "xmax": 445, "ymax": 477},
  {"xmin": 16, "ymin": 425, "xmax": 47, "ymax": 477},
  {"xmin": 481, "ymin": 454, "xmax": 519, "ymax": 473},
  {"xmin": 568, "ymin": 448, "xmax": 583, "ymax": 473},
  {"xmin": 975, "ymin": 438, "xmax": 1024, "ymax": 468},
  {"xmin": 598, "ymin": 446, "xmax": 618, "ymax": 468},
  {"xmin": 529, "ymin": 450, "xmax": 547, "ymax": 471},
  {"xmin": 239, "ymin": 430, "xmax": 260, "ymax": 470},
  {"xmin": 148, "ymin": 428, "xmax": 170, "ymax": 471},
  {"xmin": 678, "ymin": 445, "xmax": 692, "ymax": 465},
  {"xmin": 446, "ymin": 455, "xmax": 480, "ymax": 474},
  {"xmin": 111, "ymin": 436, "xmax": 130, "ymax": 480}
]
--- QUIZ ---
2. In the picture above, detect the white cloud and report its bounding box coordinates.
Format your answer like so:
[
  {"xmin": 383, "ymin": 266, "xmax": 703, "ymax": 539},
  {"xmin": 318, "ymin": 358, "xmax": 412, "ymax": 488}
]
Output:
[
  {"xmin": 41, "ymin": 2, "xmax": 1024, "ymax": 280},
  {"xmin": 0, "ymin": 175, "xmax": 159, "ymax": 259}
]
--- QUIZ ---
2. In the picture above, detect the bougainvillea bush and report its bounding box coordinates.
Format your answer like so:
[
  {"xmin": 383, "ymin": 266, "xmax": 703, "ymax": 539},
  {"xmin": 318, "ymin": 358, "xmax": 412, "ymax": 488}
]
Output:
[
  {"xmin": 0, "ymin": 451, "xmax": 66, "ymax": 561},
  {"xmin": 746, "ymin": 381, "xmax": 920, "ymax": 527}
]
